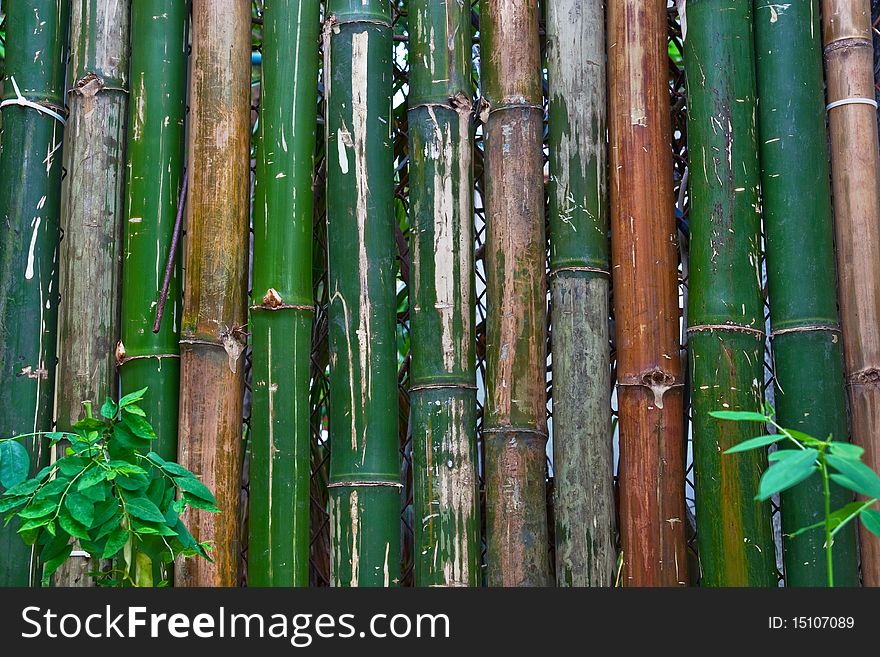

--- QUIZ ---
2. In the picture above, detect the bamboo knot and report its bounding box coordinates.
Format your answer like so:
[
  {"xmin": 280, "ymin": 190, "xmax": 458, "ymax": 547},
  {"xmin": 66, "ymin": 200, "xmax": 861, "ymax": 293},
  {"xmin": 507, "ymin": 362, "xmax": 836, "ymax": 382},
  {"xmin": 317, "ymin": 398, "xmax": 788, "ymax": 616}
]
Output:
[
  {"xmin": 619, "ymin": 370, "xmax": 682, "ymax": 410},
  {"xmin": 115, "ymin": 340, "xmax": 126, "ymax": 366},
  {"xmin": 850, "ymin": 368, "xmax": 880, "ymax": 387},
  {"xmin": 73, "ymin": 73, "xmax": 105, "ymax": 98},
  {"xmin": 262, "ymin": 288, "xmax": 283, "ymax": 308}
]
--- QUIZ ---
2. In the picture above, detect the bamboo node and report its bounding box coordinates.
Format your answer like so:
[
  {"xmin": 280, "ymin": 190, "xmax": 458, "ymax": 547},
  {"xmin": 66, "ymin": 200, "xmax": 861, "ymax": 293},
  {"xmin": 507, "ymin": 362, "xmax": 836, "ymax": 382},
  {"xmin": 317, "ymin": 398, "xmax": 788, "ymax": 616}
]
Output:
[
  {"xmin": 850, "ymin": 368, "xmax": 880, "ymax": 387},
  {"xmin": 115, "ymin": 340, "xmax": 126, "ymax": 366},
  {"xmin": 262, "ymin": 288, "xmax": 284, "ymax": 308},
  {"xmin": 686, "ymin": 323, "xmax": 765, "ymax": 339},
  {"xmin": 477, "ymin": 97, "xmax": 490, "ymax": 124},
  {"xmin": 73, "ymin": 72, "xmax": 105, "ymax": 98}
]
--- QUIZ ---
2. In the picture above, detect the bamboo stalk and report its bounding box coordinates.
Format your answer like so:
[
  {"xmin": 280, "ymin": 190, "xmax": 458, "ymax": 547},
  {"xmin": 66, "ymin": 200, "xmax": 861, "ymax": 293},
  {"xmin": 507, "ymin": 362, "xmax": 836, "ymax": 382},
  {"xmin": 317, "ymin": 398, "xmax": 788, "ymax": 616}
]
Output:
[
  {"xmin": 481, "ymin": 0, "xmax": 551, "ymax": 587},
  {"xmin": 249, "ymin": 0, "xmax": 321, "ymax": 587},
  {"xmin": 325, "ymin": 0, "xmax": 401, "ymax": 587},
  {"xmin": 754, "ymin": 0, "xmax": 859, "ymax": 587},
  {"xmin": 681, "ymin": 0, "xmax": 776, "ymax": 587},
  {"xmin": 0, "ymin": 0, "xmax": 69, "ymax": 587},
  {"xmin": 175, "ymin": 0, "xmax": 251, "ymax": 587},
  {"xmin": 54, "ymin": 0, "xmax": 130, "ymax": 588},
  {"xmin": 608, "ymin": 0, "xmax": 688, "ymax": 587},
  {"xmin": 821, "ymin": 0, "xmax": 880, "ymax": 587},
  {"xmin": 547, "ymin": 0, "xmax": 615, "ymax": 587},
  {"xmin": 408, "ymin": 0, "xmax": 480, "ymax": 588},
  {"xmin": 119, "ymin": 0, "xmax": 187, "ymax": 466}
]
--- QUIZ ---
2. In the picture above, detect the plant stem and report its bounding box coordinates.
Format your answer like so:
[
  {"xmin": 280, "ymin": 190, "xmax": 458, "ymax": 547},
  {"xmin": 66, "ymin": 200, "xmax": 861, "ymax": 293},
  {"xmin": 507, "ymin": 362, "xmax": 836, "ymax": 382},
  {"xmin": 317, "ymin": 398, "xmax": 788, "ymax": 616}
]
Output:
[{"xmin": 819, "ymin": 455, "xmax": 834, "ymax": 587}]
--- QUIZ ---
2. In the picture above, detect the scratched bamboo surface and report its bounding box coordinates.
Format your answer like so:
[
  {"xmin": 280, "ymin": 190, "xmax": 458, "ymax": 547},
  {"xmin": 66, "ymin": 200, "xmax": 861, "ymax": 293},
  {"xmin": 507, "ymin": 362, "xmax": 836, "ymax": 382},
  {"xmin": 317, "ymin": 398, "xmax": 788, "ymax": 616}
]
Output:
[
  {"xmin": 175, "ymin": 0, "xmax": 251, "ymax": 587},
  {"xmin": 608, "ymin": 0, "xmax": 688, "ymax": 587},
  {"xmin": 822, "ymin": 0, "xmax": 880, "ymax": 587},
  {"xmin": 0, "ymin": 0, "xmax": 69, "ymax": 587},
  {"xmin": 54, "ymin": 0, "xmax": 130, "ymax": 588}
]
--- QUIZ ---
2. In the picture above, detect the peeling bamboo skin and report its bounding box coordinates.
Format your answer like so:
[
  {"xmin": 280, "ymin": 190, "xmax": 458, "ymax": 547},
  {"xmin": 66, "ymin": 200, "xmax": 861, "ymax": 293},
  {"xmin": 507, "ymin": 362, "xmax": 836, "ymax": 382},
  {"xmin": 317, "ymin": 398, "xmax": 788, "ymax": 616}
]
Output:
[
  {"xmin": 481, "ymin": 0, "xmax": 551, "ymax": 587},
  {"xmin": 57, "ymin": 0, "xmax": 129, "ymax": 429},
  {"xmin": 54, "ymin": 0, "xmax": 129, "ymax": 588},
  {"xmin": 175, "ymin": 0, "xmax": 251, "ymax": 587},
  {"xmin": 683, "ymin": 0, "xmax": 776, "ymax": 586},
  {"xmin": 607, "ymin": 0, "xmax": 688, "ymax": 587},
  {"xmin": 822, "ymin": 0, "xmax": 880, "ymax": 587},
  {"xmin": 408, "ymin": 0, "xmax": 480, "ymax": 588},
  {"xmin": 249, "ymin": 0, "xmax": 321, "ymax": 588},
  {"xmin": 754, "ymin": 0, "xmax": 859, "ymax": 587},
  {"xmin": 119, "ymin": 0, "xmax": 187, "ymax": 463},
  {"xmin": 325, "ymin": 2, "xmax": 401, "ymax": 587},
  {"xmin": 0, "ymin": 0, "xmax": 69, "ymax": 587},
  {"xmin": 547, "ymin": 0, "xmax": 614, "ymax": 587}
]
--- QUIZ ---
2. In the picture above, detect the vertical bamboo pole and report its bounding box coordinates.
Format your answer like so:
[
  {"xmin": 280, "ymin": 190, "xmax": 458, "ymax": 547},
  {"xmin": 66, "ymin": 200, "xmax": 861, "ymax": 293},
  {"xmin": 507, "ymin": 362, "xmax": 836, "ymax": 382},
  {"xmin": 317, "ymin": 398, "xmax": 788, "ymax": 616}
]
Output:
[
  {"xmin": 754, "ymin": 0, "xmax": 859, "ymax": 587},
  {"xmin": 481, "ymin": 0, "xmax": 551, "ymax": 587},
  {"xmin": 119, "ymin": 0, "xmax": 187, "ymax": 465},
  {"xmin": 249, "ymin": 0, "xmax": 321, "ymax": 587},
  {"xmin": 822, "ymin": 0, "xmax": 880, "ymax": 587},
  {"xmin": 547, "ymin": 0, "xmax": 615, "ymax": 587},
  {"xmin": 0, "ymin": 0, "xmax": 69, "ymax": 587},
  {"xmin": 408, "ymin": 0, "xmax": 480, "ymax": 588},
  {"xmin": 608, "ymin": 0, "xmax": 688, "ymax": 587},
  {"xmin": 325, "ymin": 0, "xmax": 401, "ymax": 587},
  {"xmin": 175, "ymin": 0, "xmax": 250, "ymax": 587},
  {"xmin": 682, "ymin": 0, "xmax": 776, "ymax": 587},
  {"xmin": 55, "ymin": 0, "xmax": 130, "ymax": 587}
]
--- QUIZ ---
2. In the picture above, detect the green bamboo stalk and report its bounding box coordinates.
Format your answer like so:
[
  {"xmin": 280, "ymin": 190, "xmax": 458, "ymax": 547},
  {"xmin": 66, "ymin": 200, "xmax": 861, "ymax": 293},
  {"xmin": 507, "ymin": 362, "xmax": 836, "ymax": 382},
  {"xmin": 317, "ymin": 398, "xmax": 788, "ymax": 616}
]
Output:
[
  {"xmin": 753, "ymin": 0, "xmax": 859, "ymax": 587},
  {"xmin": 682, "ymin": 0, "xmax": 776, "ymax": 586},
  {"xmin": 119, "ymin": 0, "xmax": 187, "ymax": 466},
  {"xmin": 249, "ymin": 0, "xmax": 321, "ymax": 587},
  {"xmin": 0, "ymin": 0, "xmax": 69, "ymax": 587},
  {"xmin": 117, "ymin": 0, "xmax": 188, "ymax": 587},
  {"xmin": 547, "ymin": 0, "xmax": 615, "ymax": 587},
  {"xmin": 55, "ymin": 0, "xmax": 130, "ymax": 587},
  {"xmin": 325, "ymin": 0, "xmax": 401, "ymax": 587},
  {"xmin": 175, "ymin": 0, "xmax": 251, "ymax": 587},
  {"xmin": 408, "ymin": 0, "xmax": 480, "ymax": 588},
  {"xmin": 481, "ymin": 0, "xmax": 551, "ymax": 587}
]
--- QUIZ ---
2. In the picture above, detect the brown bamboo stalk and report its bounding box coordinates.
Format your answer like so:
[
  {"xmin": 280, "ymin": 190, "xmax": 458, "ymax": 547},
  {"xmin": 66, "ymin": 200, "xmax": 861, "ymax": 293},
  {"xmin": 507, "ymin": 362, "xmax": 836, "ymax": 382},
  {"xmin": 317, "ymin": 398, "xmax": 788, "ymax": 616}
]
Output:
[
  {"xmin": 607, "ymin": 0, "xmax": 688, "ymax": 587},
  {"xmin": 822, "ymin": 0, "xmax": 880, "ymax": 587},
  {"xmin": 481, "ymin": 0, "xmax": 552, "ymax": 587},
  {"xmin": 175, "ymin": 0, "xmax": 251, "ymax": 587}
]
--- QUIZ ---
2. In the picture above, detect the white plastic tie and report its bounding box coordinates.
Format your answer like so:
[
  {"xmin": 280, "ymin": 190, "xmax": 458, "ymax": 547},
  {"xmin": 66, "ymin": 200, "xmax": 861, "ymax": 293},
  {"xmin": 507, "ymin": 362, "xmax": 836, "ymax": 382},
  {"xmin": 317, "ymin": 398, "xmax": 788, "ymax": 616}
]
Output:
[
  {"xmin": 826, "ymin": 97, "xmax": 879, "ymax": 111},
  {"xmin": 0, "ymin": 76, "xmax": 66, "ymax": 124}
]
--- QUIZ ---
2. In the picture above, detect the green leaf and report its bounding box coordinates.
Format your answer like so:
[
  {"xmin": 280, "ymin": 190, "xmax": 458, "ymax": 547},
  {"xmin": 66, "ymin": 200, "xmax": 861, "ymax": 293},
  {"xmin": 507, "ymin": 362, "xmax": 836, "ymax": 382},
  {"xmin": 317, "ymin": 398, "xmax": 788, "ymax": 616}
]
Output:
[
  {"xmin": 58, "ymin": 505, "xmax": 91, "ymax": 541},
  {"xmin": 175, "ymin": 476, "xmax": 216, "ymax": 505},
  {"xmin": 102, "ymin": 526, "xmax": 130, "ymax": 559},
  {"xmin": 33, "ymin": 477, "xmax": 69, "ymax": 501},
  {"xmin": 825, "ymin": 454, "xmax": 880, "ymax": 500},
  {"xmin": 2, "ymin": 478, "xmax": 41, "ymax": 497},
  {"xmin": 709, "ymin": 410, "xmax": 769, "ymax": 423},
  {"xmin": 0, "ymin": 440, "xmax": 30, "ymax": 487},
  {"xmin": 788, "ymin": 501, "xmax": 869, "ymax": 538},
  {"xmin": 41, "ymin": 544, "xmax": 73, "ymax": 586},
  {"xmin": 118, "ymin": 387, "xmax": 148, "ymax": 408},
  {"xmin": 72, "ymin": 417, "xmax": 105, "ymax": 432},
  {"xmin": 107, "ymin": 461, "xmax": 147, "ymax": 476},
  {"xmin": 861, "ymin": 509, "xmax": 880, "ymax": 538},
  {"xmin": 77, "ymin": 466, "xmax": 108, "ymax": 490},
  {"xmin": 122, "ymin": 414, "xmax": 156, "ymax": 441},
  {"xmin": 0, "ymin": 495, "xmax": 28, "ymax": 514},
  {"xmin": 784, "ymin": 429, "xmax": 823, "ymax": 447},
  {"xmin": 158, "ymin": 460, "xmax": 195, "ymax": 478},
  {"xmin": 112, "ymin": 423, "xmax": 152, "ymax": 451},
  {"xmin": 124, "ymin": 496, "xmax": 166, "ymax": 523},
  {"xmin": 829, "ymin": 442, "xmax": 865, "ymax": 461},
  {"xmin": 182, "ymin": 492, "xmax": 219, "ymax": 513},
  {"xmin": 100, "ymin": 398, "xmax": 118, "ymax": 419},
  {"xmin": 18, "ymin": 499, "xmax": 58, "ymax": 519},
  {"xmin": 55, "ymin": 456, "xmax": 87, "ymax": 477},
  {"xmin": 114, "ymin": 472, "xmax": 150, "ymax": 492},
  {"xmin": 757, "ymin": 449, "xmax": 819, "ymax": 501},
  {"xmin": 122, "ymin": 404, "xmax": 146, "ymax": 417},
  {"xmin": 18, "ymin": 516, "xmax": 53, "ymax": 533},
  {"xmin": 768, "ymin": 449, "xmax": 798, "ymax": 462},
  {"xmin": 64, "ymin": 492, "xmax": 95, "ymax": 526},
  {"xmin": 80, "ymin": 481, "xmax": 108, "ymax": 503},
  {"xmin": 724, "ymin": 434, "xmax": 786, "ymax": 454}
]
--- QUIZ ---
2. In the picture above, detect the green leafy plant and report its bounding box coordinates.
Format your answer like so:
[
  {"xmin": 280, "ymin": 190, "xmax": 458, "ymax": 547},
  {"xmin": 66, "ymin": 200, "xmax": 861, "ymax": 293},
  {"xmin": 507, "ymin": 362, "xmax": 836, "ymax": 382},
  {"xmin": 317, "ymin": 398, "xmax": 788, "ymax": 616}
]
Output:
[
  {"xmin": 711, "ymin": 405, "xmax": 880, "ymax": 587},
  {"xmin": 0, "ymin": 387, "xmax": 217, "ymax": 586}
]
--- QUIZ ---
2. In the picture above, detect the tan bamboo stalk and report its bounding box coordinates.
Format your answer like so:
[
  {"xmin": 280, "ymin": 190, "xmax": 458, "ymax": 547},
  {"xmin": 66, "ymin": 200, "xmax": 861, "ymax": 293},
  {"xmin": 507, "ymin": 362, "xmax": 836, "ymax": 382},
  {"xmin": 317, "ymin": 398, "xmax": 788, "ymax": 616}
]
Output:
[
  {"xmin": 175, "ymin": 0, "xmax": 251, "ymax": 587},
  {"xmin": 607, "ymin": 0, "xmax": 688, "ymax": 587},
  {"xmin": 54, "ymin": 0, "xmax": 130, "ymax": 587},
  {"xmin": 822, "ymin": 0, "xmax": 880, "ymax": 587},
  {"xmin": 481, "ymin": 0, "xmax": 552, "ymax": 587}
]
